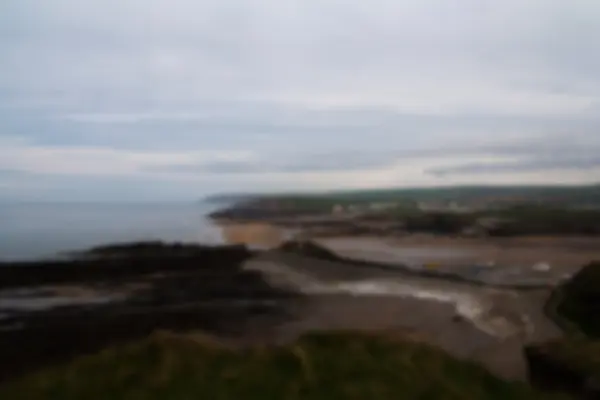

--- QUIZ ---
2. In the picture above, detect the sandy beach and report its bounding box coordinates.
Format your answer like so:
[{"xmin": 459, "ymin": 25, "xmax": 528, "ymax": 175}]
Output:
[{"xmin": 219, "ymin": 222, "xmax": 600, "ymax": 272}]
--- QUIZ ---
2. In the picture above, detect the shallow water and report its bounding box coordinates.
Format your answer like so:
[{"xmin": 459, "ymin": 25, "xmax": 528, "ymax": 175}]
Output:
[
  {"xmin": 0, "ymin": 293, "xmax": 124, "ymax": 312},
  {"xmin": 0, "ymin": 287, "xmax": 127, "ymax": 311}
]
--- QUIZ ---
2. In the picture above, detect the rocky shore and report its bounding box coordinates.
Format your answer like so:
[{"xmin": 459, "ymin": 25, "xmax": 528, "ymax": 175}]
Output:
[{"xmin": 0, "ymin": 242, "xmax": 298, "ymax": 382}]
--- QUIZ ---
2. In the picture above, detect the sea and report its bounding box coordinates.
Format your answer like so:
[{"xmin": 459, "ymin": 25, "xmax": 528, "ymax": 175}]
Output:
[{"xmin": 0, "ymin": 202, "xmax": 227, "ymax": 261}]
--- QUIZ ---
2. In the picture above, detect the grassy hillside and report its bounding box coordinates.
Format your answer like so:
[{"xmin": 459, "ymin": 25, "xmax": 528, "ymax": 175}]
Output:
[
  {"xmin": 0, "ymin": 332, "xmax": 568, "ymax": 400},
  {"xmin": 525, "ymin": 262, "xmax": 600, "ymax": 397},
  {"xmin": 556, "ymin": 262, "xmax": 600, "ymax": 338},
  {"xmin": 262, "ymin": 184, "xmax": 600, "ymax": 205}
]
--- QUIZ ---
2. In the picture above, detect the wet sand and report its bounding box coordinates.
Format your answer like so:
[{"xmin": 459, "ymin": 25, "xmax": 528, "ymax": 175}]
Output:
[
  {"xmin": 390, "ymin": 235, "xmax": 600, "ymax": 270},
  {"xmin": 207, "ymin": 222, "xmax": 600, "ymax": 381},
  {"xmin": 278, "ymin": 295, "xmax": 530, "ymax": 380},
  {"xmin": 217, "ymin": 222, "xmax": 600, "ymax": 273},
  {"xmin": 243, "ymin": 250, "xmax": 563, "ymax": 381},
  {"xmin": 317, "ymin": 235, "xmax": 600, "ymax": 272}
]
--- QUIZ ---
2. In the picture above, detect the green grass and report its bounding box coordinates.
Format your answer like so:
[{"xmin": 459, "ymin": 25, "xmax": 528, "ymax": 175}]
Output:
[
  {"xmin": 0, "ymin": 331, "xmax": 569, "ymax": 400},
  {"xmin": 263, "ymin": 184, "xmax": 600, "ymax": 206}
]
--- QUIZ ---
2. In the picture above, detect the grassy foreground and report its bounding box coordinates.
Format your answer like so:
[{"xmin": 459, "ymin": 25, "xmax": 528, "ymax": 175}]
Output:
[{"xmin": 0, "ymin": 332, "xmax": 568, "ymax": 400}]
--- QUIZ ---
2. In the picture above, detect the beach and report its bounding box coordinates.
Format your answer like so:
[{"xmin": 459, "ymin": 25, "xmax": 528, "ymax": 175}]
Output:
[
  {"xmin": 219, "ymin": 221, "xmax": 600, "ymax": 272},
  {"xmin": 241, "ymin": 249, "xmax": 563, "ymax": 380},
  {"xmin": 2, "ymin": 210, "xmax": 598, "ymax": 384}
]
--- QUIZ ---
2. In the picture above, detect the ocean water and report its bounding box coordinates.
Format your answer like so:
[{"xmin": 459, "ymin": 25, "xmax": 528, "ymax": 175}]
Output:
[{"xmin": 0, "ymin": 202, "xmax": 226, "ymax": 261}]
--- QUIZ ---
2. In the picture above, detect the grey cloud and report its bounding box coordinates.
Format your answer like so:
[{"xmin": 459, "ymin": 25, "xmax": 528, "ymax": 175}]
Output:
[
  {"xmin": 150, "ymin": 150, "xmax": 398, "ymax": 175},
  {"xmin": 427, "ymin": 136, "xmax": 600, "ymax": 176},
  {"xmin": 159, "ymin": 161, "xmax": 266, "ymax": 175},
  {"xmin": 427, "ymin": 156, "xmax": 600, "ymax": 177},
  {"xmin": 5, "ymin": 100, "xmax": 598, "ymax": 155},
  {"xmin": 3, "ymin": 0, "xmax": 600, "ymax": 114},
  {"xmin": 164, "ymin": 130, "xmax": 600, "ymax": 177},
  {"xmin": 0, "ymin": 168, "xmax": 31, "ymax": 178}
]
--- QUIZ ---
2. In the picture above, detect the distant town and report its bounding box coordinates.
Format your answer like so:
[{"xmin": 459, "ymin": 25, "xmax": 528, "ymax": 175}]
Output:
[{"xmin": 208, "ymin": 184, "xmax": 600, "ymax": 238}]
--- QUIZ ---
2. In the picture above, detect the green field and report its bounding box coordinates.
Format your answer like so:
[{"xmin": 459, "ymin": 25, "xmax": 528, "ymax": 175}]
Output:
[
  {"xmin": 255, "ymin": 184, "xmax": 600, "ymax": 206},
  {"xmin": 0, "ymin": 332, "xmax": 567, "ymax": 400}
]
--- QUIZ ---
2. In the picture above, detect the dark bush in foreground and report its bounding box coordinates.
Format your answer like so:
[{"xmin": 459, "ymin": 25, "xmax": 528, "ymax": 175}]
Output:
[
  {"xmin": 526, "ymin": 338, "xmax": 600, "ymax": 399},
  {"xmin": 404, "ymin": 212, "xmax": 475, "ymax": 234},
  {"xmin": 488, "ymin": 206, "xmax": 600, "ymax": 236},
  {"xmin": 556, "ymin": 262, "xmax": 600, "ymax": 338},
  {"xmin": 526, "ymin": 261, "xmax": 600, "ymax": 399},
  {"xmin": 0, "ymin": 332, "xmax": 565, "ymax": 400}
]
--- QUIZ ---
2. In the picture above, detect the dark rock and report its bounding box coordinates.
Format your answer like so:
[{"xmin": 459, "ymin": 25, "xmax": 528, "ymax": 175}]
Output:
[
  {"xmin": 0, "ymin": 241, "xmax": 299, "ymax": 382},
  {"xmin": 0, "ymin": 242, "xmax": 253, "ymax": 289},
  {"xmin": 278, "ymin": 240, "xmax": 342, "ymax": 261}
]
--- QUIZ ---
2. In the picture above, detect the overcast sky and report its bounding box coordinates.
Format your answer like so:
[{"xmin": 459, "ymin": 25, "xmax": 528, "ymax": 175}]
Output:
[{"xmin": 1, "ymin": 0, "xmax": 600, "ymax": 201}]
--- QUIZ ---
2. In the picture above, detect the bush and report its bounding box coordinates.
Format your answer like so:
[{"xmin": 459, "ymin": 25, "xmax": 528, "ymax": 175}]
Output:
[
  {"xmin": 489, "ymin": 206, "xmax": 600, "ymax": 236},
  {"xmin": 556, "ymin": 262, "xmax": 600, "ymax": 338},
  {"xmin": 404, "ymin": 212, "xmax": 475, "ymax": 234}
]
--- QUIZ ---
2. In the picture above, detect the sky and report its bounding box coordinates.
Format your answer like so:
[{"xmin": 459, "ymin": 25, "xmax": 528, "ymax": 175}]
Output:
[{"xmin": 1, "ymin": 0, "xmax": 600, "ymax": 201}]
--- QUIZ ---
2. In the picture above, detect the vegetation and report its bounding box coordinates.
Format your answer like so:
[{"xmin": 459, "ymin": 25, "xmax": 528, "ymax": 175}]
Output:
[
  {"xmin": 525, "ymin": 262, "xmax": 600, "ymax": 398},
  {"xmin": 488, "ymin": 206, "xmax": 600, "ymax": 236},
  {"xmin": 398, "ymin": 206, "xmax": 600, "ymax": 236},
  {"xmin": 532, "ymin": 338, "xmax": 600, "ymax": 376},
  {"xmin": 403, "ymin": 212, "xmax": 476, "ymax": 234},
  {"xmin": 526, "ymin": 337, "xmax": 600, "ymax": 397},
  {"xmin": 254, "ymin": 184, "xmax": 600, "ymax": 207},
  {"xmin": 0, "ymin": 331, "xmax": 567, "ymax": 400},
  {"xmin": 213, "ymin": 186, "xmax": 600, "ymax": 237},
  {"xmin": 555, "ymin": 262, "xmax": 600, "ymax": 338}
]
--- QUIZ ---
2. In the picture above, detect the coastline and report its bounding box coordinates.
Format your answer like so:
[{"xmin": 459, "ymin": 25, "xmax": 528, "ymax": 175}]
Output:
[
  {"xmin": 0, "ymin": 242, "xmax": 295, "ymax": 382},
  {"xmin": 0, "ymin": 238, "xmax": 564, "ymax": 383},
  {"xmin": 1, "ymin": 198, "xmax": 598, "ymax": 393}
]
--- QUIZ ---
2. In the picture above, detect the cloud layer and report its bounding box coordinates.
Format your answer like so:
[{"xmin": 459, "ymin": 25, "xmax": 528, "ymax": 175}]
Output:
[{"xmin": 1, "ymin": 0, "xmax": 600, "ymax": 200}]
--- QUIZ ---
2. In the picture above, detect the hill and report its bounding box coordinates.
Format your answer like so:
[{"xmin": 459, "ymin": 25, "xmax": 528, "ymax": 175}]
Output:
[
  {"xmin": 0, "ymin": 331, "xmax": 567, "ymax": 400},
  {"xmin": 207, "ymin": 184, "xmax": 600, "ymax": 207}
]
